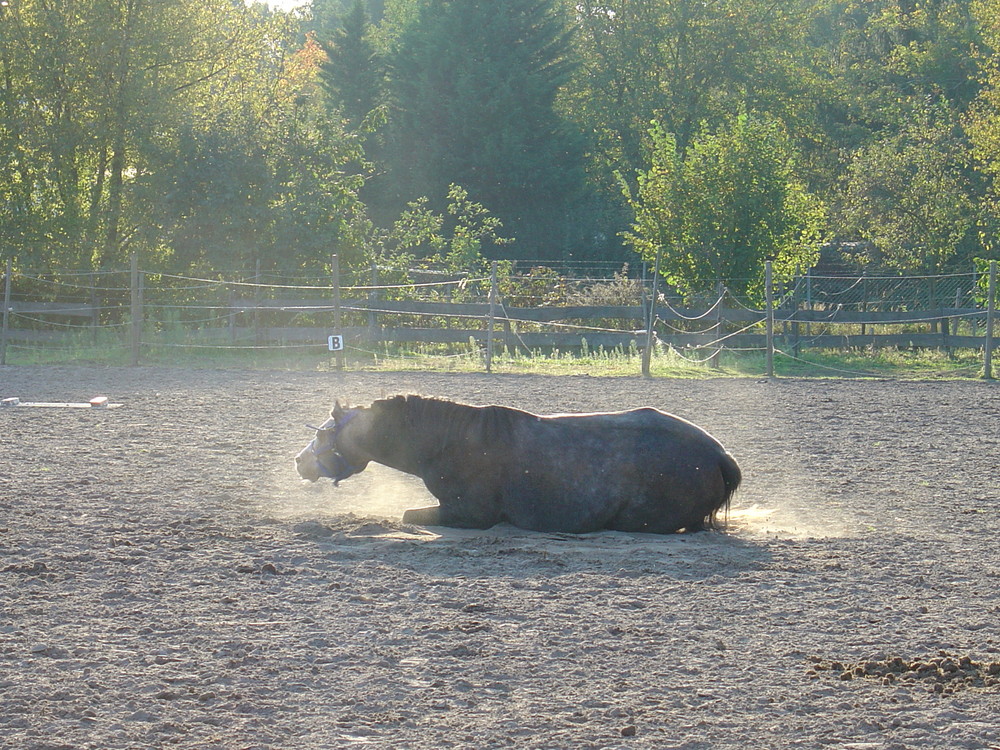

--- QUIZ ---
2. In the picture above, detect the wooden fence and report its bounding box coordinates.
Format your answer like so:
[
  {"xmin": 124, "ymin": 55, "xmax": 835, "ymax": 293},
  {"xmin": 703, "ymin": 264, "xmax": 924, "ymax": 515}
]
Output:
[{"xmin": 1, "ymin": 257, "xmax": 997, "ymax": 376}]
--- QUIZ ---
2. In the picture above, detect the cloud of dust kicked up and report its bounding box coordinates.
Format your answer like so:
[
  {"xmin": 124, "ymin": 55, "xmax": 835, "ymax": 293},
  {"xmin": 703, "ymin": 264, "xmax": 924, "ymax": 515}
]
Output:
[
  {"xmin": 263, "ymin": 461, "xmax": 435, "ymax": 522},
  {"xmin": 260, "ymin": 447, "xmax": 852, "ymax": 537},
  {"xmin": 726, "ymin": 484, "xmax": 853, "ymax": 540}
]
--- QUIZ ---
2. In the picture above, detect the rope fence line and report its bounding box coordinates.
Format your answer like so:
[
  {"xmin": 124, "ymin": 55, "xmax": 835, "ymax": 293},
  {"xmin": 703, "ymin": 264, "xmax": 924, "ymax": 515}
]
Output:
[
  {"xmin": 153, "ymin": 271, "xmax": 491, "ymax": 293},
  {"xmin": 1, "ymin": 256, "xmax": 997, "ymax": 377}
]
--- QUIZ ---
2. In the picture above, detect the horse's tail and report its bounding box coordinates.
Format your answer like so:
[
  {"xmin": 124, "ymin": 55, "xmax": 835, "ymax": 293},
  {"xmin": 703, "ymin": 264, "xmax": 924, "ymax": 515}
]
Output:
[{"xmin": 709, "ymin": 451, "xmax": 742, "ymax": 530}]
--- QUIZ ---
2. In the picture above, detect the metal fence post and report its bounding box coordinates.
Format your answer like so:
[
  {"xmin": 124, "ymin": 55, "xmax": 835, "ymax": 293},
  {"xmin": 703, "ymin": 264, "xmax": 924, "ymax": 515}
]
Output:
[{"xmin": 985, "ymin": 260, "xmax": 997, "ymax": 380}]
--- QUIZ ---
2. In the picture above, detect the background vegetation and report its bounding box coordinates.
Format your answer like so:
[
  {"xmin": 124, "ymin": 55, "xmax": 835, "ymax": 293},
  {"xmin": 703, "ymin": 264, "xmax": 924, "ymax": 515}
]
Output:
[{"xmin": 4, "ymin": 0, "xmax": 1000, "ymax": 297}]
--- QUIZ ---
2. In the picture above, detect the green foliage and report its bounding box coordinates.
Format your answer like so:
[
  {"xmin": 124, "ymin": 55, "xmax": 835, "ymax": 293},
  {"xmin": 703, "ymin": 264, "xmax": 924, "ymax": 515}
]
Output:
[
  {"xmin": 624, "ymin": 114, "xmax": 825, "ymax": 301},
  {"xmin": 837, "ymin": 104, "xmax": 976, "ymax": 272},
  {"xmin": 813, "ymin": 0, "xmax": 984, "ymax": 133},
  {"xmin": 567, "ymin": 266, "xmax": 644, "ymax": 307},
  {"xmin": 0, "ymin": 0, "xmax": 369, "ymax": 275},
  {"xmin": 972, "ymin": 257, "xmax": 999, "ymax": 306},
  {"xmin": 968, "ymin": 0, "xmax": 1000, "ymax": 251},
  {"xmin": 5, "ymin": 0, "xmax": 1000, "ymax": 284},
  {"xmin": 566, "ymin": 0, "xmax": 816, "ymax": 178},
  {"xmin": 498, "ymin": 266, "xmax": 569, "ymax": 307},
  {"xmin": 376, "ymin": 0, "xmax": 589, "ymax": 257},
  {"xmin": 376, "ymin": 183, "xmax": 510, "ymax": 281},
  {"xmin": 318, "ymin": 0, "xmax": 383, "ymax": 129}
]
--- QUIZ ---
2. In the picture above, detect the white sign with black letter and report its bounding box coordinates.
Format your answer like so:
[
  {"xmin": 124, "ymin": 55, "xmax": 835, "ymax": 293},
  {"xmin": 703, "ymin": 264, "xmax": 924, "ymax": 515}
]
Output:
[{"xmin": 327, "ymin": 334, "xmax": 344, "ymax": 352}]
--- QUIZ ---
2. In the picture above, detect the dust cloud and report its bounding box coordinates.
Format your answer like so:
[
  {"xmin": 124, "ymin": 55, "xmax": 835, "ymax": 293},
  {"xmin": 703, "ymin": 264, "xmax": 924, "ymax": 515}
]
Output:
[
  {"xmin": 263, "ymin": 459, "xmax": 853, "ymax": 538},
  {"xmin": 727, "ymin": 496, "xmax": 853, "ymax": 539},
  {"xmin": 262, "ymin": 461, "xmax": 435, "ymax": 522}
]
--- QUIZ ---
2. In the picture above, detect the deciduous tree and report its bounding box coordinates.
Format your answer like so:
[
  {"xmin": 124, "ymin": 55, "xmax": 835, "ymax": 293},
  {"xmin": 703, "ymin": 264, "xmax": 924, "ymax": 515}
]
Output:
[{"xmin": 625, "ymin": 115, "xmax": 825, "ymax": 301}]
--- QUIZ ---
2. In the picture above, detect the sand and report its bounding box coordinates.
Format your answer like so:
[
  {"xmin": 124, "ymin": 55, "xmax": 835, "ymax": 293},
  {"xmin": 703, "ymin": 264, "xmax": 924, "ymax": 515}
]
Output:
[{"xmin": 1, "ymin": 366, "xmax": 999, "ymax": 749}]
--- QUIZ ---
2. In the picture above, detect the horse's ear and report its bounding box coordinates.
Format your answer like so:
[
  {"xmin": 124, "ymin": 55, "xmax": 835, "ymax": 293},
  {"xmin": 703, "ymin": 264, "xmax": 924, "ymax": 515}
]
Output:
[{"xmin": 331, "ymin": 400, "xmax": 344, "ymax": 418}]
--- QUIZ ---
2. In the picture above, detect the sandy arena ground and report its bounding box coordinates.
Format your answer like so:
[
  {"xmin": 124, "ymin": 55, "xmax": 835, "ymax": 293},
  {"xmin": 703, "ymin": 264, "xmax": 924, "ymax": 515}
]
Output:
[{"xmin": 1, "ymin": 366, "xmax": 999, "ymax": 749}]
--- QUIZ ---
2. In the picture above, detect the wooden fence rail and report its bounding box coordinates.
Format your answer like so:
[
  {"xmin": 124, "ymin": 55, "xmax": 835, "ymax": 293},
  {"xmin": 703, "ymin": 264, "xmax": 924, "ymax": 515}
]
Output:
[
  {"xmin": 1, "ymin": 259, "xmax": 997, "ymax": 377},
  {"xmin": 2, "ymin": 299, "xmax": 994, "ymax": 348}
]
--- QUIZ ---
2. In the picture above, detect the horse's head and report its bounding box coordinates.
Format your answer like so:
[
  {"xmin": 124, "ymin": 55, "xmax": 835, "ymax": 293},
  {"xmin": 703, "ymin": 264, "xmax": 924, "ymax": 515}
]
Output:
[{"xmin": 295, "ymin": 401, "xmax": 370, "ymax": 484}]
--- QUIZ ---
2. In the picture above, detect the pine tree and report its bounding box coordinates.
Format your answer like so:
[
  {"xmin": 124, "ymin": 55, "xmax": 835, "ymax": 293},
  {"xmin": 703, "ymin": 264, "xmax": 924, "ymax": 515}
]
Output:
[
  {"xmin": 379, "ymin": 0, "xmax": 587, "ymax": 258},
  {"xmin": 319, "ymin": 0, "xmax": 382, "ymax": 129}
]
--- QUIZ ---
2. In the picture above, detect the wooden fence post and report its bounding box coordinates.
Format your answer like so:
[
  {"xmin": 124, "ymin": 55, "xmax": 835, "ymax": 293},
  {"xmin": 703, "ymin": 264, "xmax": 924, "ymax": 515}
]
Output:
[
  {"xmin": 228, "ymin": 283, "xmax": 237, "ymax": 345},
  {"xmin": 642, "ymin": 248, "xmax": 662, "ymax": 377},
  {"xmin": 485, "ymin": 261, "xmax": 497, "ymax": 373},
  {"xmin": 253, "ymin": 258, "xmax": 262, "ymax": 347},
  {"xmin": 765, "ymin": 260, "xmax": 775, "ymax": 378},
  {"xmin": 861, "ymin": 272, "xmax": 868, "ymax": 337},
  {"xmin": 90, "ymin": 271, "xmax": 99, "ymax": 345},
  {"xmin": 711, "ymin": 280, "xmax": 724, "ymax": 370},
  {"xmin": 332, "ymin": 254, "xmax": 343, "ymax": 371},
  {"xmin": 794, "ymin": 267, "xmax": 806, "ymax": 358},
  {"xmin": 367, "ymin": 260, "xmax": 378, "ymax": 343},
  {"xmin": 130, "ymin": 252, "xmax": 141, "ymax": 366},
  {"xmin": 941, "ymin": 304, "xmax": 951, "ymax": 357},
  {"xmin": 805, "ymin": 267, "xmax": 812, "ymax": 337},
  {"xmin": 1, "ymin": 257, "xmax": 11, "ymax": 366},
  {"xmin": 985, "ymin": 259, "xmax": 997, "ymax": 380}
]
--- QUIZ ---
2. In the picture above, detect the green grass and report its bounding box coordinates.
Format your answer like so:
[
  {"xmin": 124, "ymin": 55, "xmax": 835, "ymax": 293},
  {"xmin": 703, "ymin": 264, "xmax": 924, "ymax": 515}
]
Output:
[
  {"xmin": 2, "ymin": 328, "xmax": 993, "ymax": 379},
  {"xmin": 319, "ymin": 342, "xmax": 990, "ymax": 379},
  {"xmin": 768, "ymin": 346, "xmax": 986, "ymax": 379}
]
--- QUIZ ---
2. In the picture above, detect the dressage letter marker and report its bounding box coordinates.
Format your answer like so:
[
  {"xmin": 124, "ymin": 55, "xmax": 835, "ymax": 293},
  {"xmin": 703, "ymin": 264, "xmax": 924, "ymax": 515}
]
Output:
[{"xmin": 327, "ymin": 334, "xmax": 344, "ymax": 352}]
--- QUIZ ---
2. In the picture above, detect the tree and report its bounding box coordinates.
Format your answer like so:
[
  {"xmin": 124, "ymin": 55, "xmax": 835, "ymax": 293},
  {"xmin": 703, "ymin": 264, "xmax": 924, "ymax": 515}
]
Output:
[
  {"xmin": 0, "ymin": 0, "xmax": 285, "ymax": 269},
  {"xmin": 0, "ymin": 0, "xmax": 371, "ymax": 275},
  {"xmin": 566, "ymin": 0, "xmax": 817, "ymax": 176},
  {"xmin": 372, "ymin": 183, "xmax": 512, "ymax": 298},
  {"xmin": 377, "ymin": 0, "xmax": 588, "ymax": 258},
  {"xmin": 319, "ymin": 0, "xmax": 382, "ymax": 129},
  {"xmin": 624, "ymin": 114, "xmax": 825, "ymax": 301},
  {"xmin": 0, "ymin": 0, "xmax": 117, "ymax": 266},
  {"xmin": 135, "ymin": 27, "xmax": 371, "ymax": 272},
  {"xmin": 312, "ymin": 0, "xmax": 387, "ymax": 34},
  {"xmin": 967, "ymin": 0, "xmax": 1000, "ymax": 257},
  {"xmin": 837, "ymin": 105, "xmax": 977, "ymax": 272},
  {"xmin": 563, "ymin": 0, "xmax": 823, "ymax": 264},
  {"xmin": 811, "ymin": 0, "xmax": 984, "ymax": 133}
]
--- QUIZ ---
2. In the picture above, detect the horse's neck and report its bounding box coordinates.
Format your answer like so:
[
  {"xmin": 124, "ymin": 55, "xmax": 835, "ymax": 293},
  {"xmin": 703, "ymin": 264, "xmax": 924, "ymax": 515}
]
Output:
[{"xmin": 364, "ymin": 398, "xmax": 474, "ymax": 476}]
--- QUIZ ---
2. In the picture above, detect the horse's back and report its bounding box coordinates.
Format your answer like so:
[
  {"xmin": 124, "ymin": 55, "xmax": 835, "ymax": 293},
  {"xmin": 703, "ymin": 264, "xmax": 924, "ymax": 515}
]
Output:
[{"xmin": 537, "ymin": 407, "xmax": 723, "ymax": 447}]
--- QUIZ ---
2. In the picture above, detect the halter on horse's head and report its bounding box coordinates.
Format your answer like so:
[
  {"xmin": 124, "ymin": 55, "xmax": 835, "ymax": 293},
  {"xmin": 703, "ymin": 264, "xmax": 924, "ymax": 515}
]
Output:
[{"xmin": 295, "ymin": 407, "xmax": 365, "ymax": 485}]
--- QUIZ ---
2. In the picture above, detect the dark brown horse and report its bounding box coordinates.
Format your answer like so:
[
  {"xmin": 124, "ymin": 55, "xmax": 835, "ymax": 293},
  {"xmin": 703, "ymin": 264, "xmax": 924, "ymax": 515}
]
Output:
[{"xmin": 295, "ymin": 395, "xmax": 741, "ymax": 534}]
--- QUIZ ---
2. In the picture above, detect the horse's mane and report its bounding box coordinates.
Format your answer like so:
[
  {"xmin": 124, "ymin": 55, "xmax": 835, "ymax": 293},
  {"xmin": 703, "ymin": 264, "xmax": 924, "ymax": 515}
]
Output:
[{"xmin": 370, "ymin": 395, "xmax": 520, "ymax": 447}]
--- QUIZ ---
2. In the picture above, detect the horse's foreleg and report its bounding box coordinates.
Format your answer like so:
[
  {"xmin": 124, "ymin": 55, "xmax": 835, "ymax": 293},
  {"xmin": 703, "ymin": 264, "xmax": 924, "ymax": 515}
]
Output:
[
  {"xmin": 403, "ymin": 503, "xmax": 498, "ymax": 529},
  {"xmin": 402, "ymin": 505, "xmax": 442, "ymax": 526}
]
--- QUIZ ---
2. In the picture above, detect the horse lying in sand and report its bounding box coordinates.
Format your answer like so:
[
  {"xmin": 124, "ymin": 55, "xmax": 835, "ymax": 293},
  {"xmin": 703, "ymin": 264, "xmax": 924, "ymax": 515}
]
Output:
[{"xmin": 295, "ymin": 395, "xmax": 741, "ymax": 534}]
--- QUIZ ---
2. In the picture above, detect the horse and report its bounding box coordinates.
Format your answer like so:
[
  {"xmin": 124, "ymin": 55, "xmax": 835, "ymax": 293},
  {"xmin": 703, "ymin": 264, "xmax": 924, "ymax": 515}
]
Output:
[{"xmin": 295, "ymin": 395, "xmax": 741, "ymax": 534}]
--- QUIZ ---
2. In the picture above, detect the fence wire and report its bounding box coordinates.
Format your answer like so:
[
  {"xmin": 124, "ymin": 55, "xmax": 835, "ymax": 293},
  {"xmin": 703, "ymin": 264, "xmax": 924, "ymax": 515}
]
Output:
[{"xmin": 1, "ymin": 264, "xmax": 996, "ymax": 376}]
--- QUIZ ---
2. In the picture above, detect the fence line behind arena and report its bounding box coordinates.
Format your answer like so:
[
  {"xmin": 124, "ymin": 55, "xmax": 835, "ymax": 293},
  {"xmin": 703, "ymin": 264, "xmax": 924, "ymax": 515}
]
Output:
[{"xmin": 1, "ymin": 256, "xmax": 996, "ymax": 377}]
